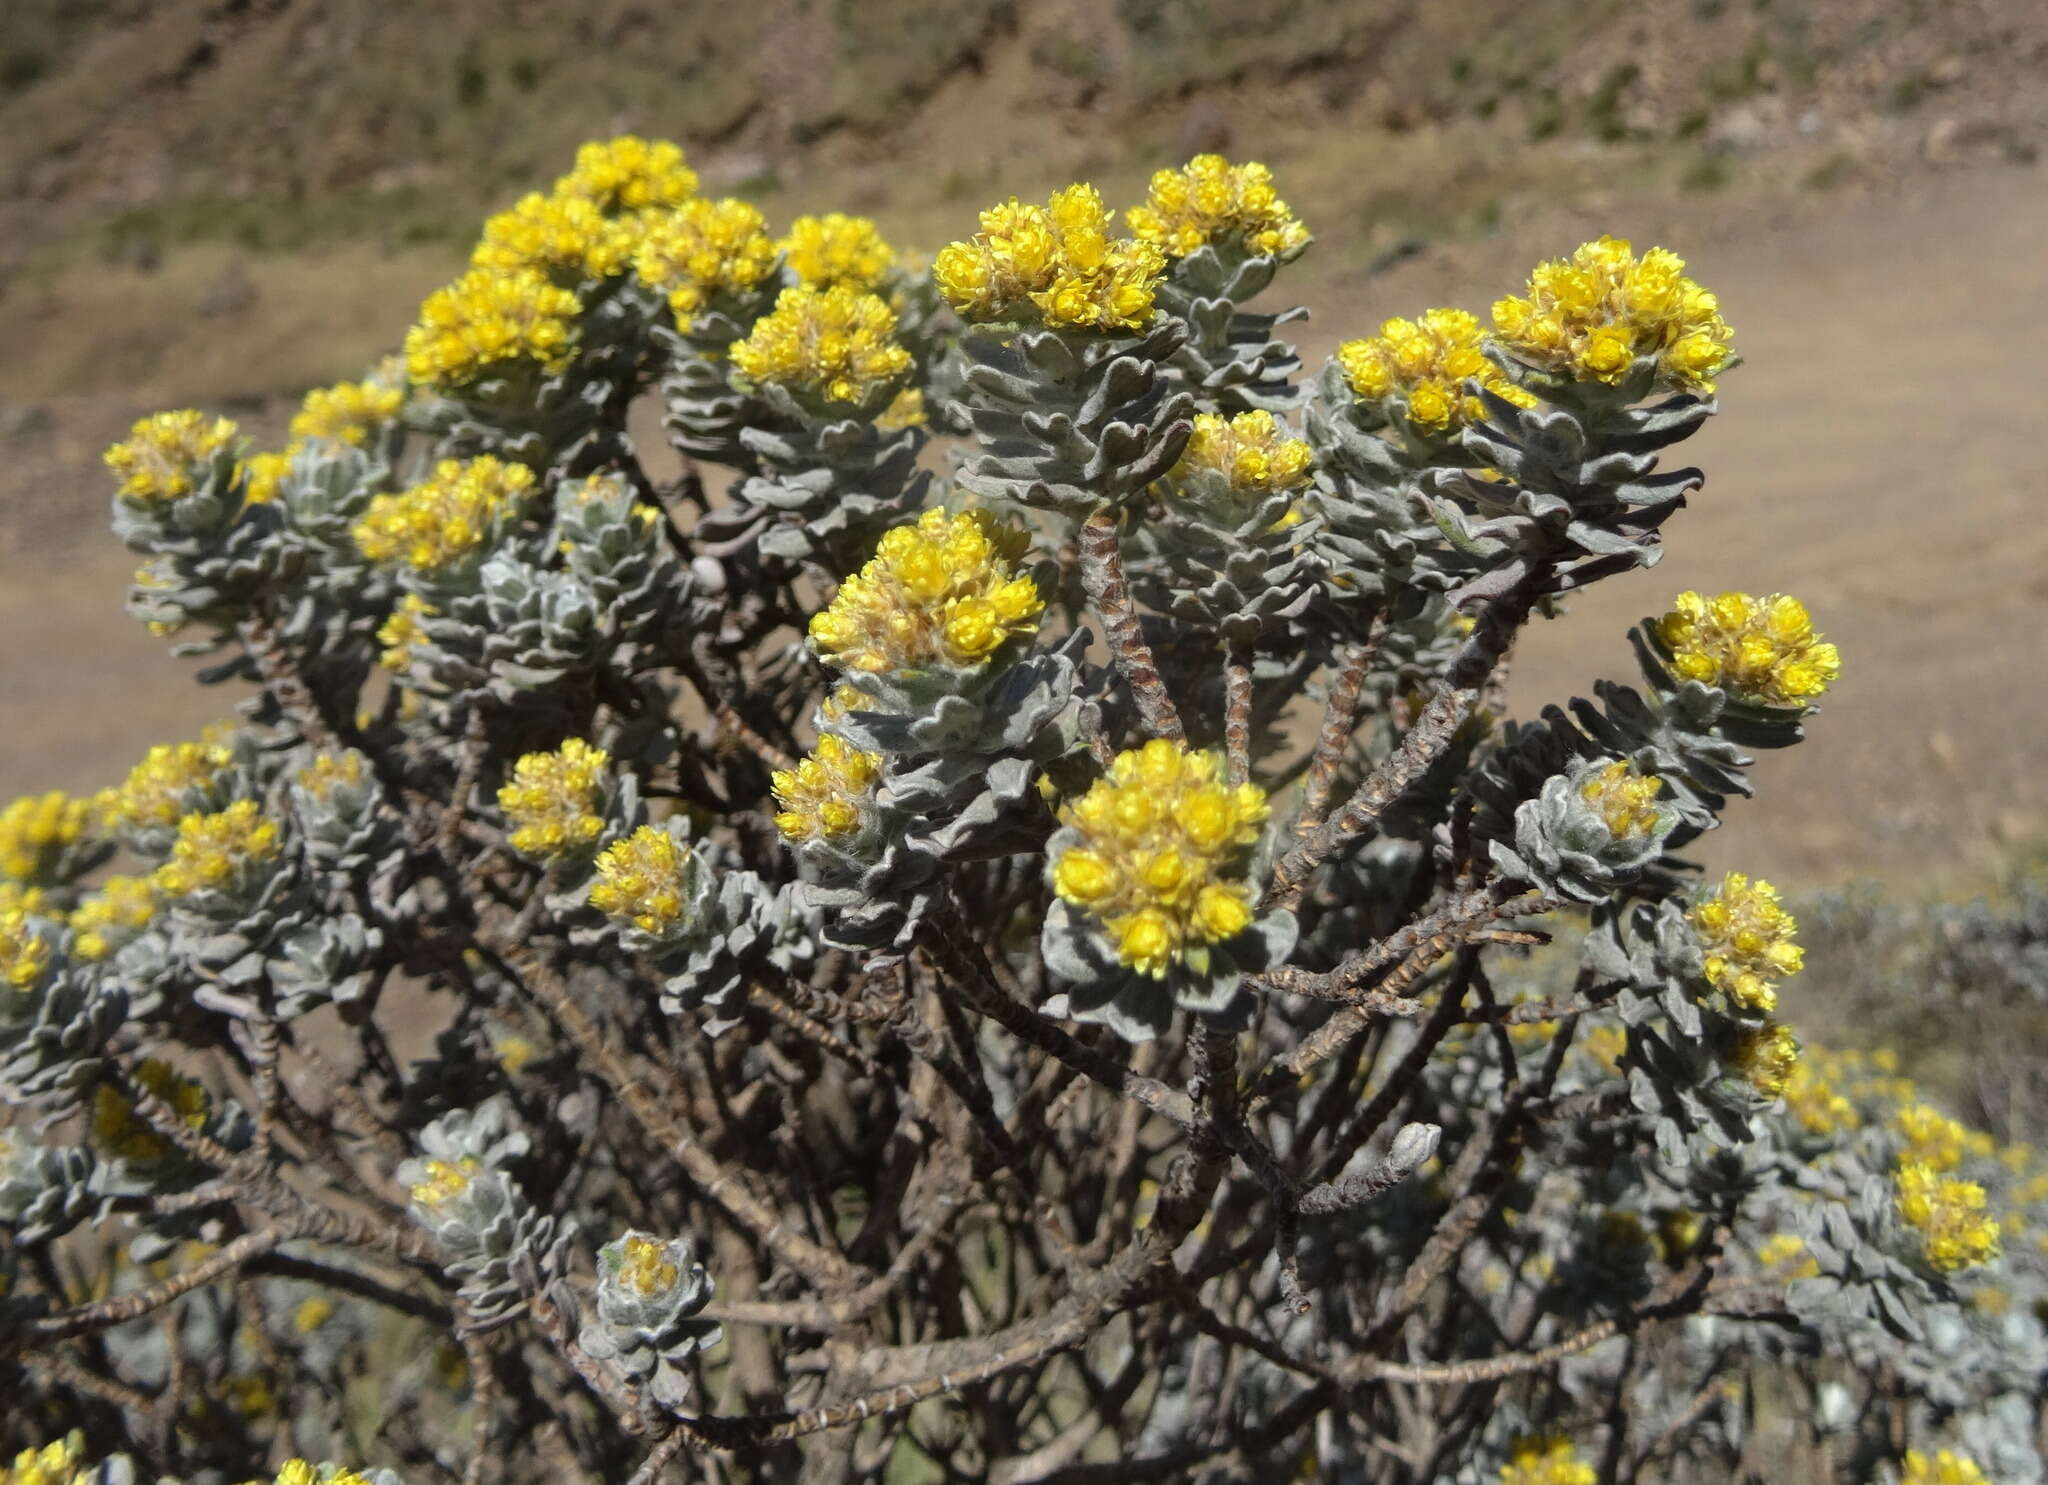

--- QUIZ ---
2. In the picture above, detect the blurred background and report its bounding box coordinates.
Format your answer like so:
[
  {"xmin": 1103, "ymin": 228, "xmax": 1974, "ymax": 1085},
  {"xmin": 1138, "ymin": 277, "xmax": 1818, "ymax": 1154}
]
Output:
[{"xmin": 2, "ymin": 0, "xmax": 2044, "ymax": 1097}]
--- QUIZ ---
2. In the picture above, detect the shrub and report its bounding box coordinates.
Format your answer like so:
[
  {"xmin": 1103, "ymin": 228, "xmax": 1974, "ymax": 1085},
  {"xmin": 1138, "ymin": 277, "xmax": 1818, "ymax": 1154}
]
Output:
[{"xmin": 1, "ymin": 141, "xmax": 2037, "ymax": 1484}]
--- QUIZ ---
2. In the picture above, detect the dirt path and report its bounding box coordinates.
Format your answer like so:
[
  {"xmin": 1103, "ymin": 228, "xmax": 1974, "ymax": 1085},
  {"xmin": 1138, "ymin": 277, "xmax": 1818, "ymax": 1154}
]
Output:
[{"xmin": 2, "ymin": 166, "xmax": 2041, "ymax": 891}]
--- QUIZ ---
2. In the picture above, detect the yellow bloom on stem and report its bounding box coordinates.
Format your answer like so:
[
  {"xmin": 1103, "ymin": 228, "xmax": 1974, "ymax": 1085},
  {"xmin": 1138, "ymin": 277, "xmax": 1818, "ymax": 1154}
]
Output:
[
  {"xmin": 2, "ymin": 1433, "xmax": 94, "ymax": 1485},
  {"xmin": 353, "ymin": 456, "xmax": 535, "ymax": 574},
  {"xmin": 1051, "ymin": 740, "xmax": 1269, "ymax": 978},
  {"xmin": 935, "ymin": 184, "xmax": 1165, "ymax": 331},
  {"xmin": 1173, "ymin": 410, "xmax": 1313, "ymax": 498},
  {"xmin": 152, "ymin": 800, "xmax": 281, "ymax": 900},
  {"xmin": 404, "ymin": 266, "xmax": 581, "ymax": 388},
  {"xmin": 1758, "ymin": 1232, "xmax": 1820, "ymax": 1279},
  {"xmin": 1125, "ymin": 154, "xmax": 1310, "ymax": 260},
  {"xmin": 1337, "ymin": 307, "xmax": 1536, "ymax": 435},
  {"xmin": 296, "ymin": 751, "xmax": 365, "ymax": 803},
  {"xmin": 1492, "ymin": 235, "xmax": 1734, "ymax": 393},
  {"xmin": 771, "ymin": 736, "xmax": 884, "ymax": 844},
  {"xmin": 619, "ymin": 1234, "xmax": 681, "ymax": 1297},
  {"xmin": 1894, "ymin": 1160, "xmax": 2000, "ymax": 1273},
  {"xmin": 1655, "ymin": 590, "xmax": 1840, "ymax": 706},
  {"xmin": 634, "ymin": 197, "xmax": 779, "ymax": 326},
  {"xmin": 472, "ymin": 191, "xmax": 634, "ymax": 280},
  {"xmin": 408, "ymin": 1156, "xmax": 480, "ymax": 1210},
  {"xmin": 780, "ymin": 212, "xmax": 896, "ymax": 291},
  {"xmin": 103, "ymin": 411, "xmax": 238, "ymax": 506},
  {"xmin": 377, "ymin": 594, "xmax": 438, "ymax": 670},
  {"xmin": 0, "ymin": 907, "xmax": 51, "ymax": 991},
  {"xmin": 1499, "ymin": 1432, "xmax": 1597, "ymax": 1485},
  {"xmin": 730, "ymin": 285, "xmax": 913, "ymax": 407},
  {"xmin": 100, "ymin": 737, "xmax": 234, "ymax": 832},
  {"xmin": 1902, "ymin": 1449, "xmax": 1992, "ymax": 1485},
  {"xmin": 1577, "ymin": 759, "xmax": 1666, "ymax": 841},
  {"xmin": 1733, "ymin": 1021, "xmax": 1801, "ymax": 1098},
  {"xmin": 1691, "ymin": 871, "xmax": 1802, "ymax": 1014},
  {"xmin": 290, "ymin": 378, "xmax": 404, "ymax": 447},
  {"xmin": 809, "ymin": 508, "xmax": 1043, "ymax": 674},
  {"xmin": 1896, "ymin": 1103, "xmax": 1972, "ymax": 1173},
  {"xmin": 69, "ymin": 876, "xmax": 157, "ymax": 962},
  {"xmin": 876, "ymin": 386, "xmax": 927, "ymax": 431},
  {"xmin": 241, "ymin": 448, "xmax": 296, "ymax": 505},
  {"xmin": 589, "ymin": 826, "xmax": 692, "ymax": 936},
  {"xmin": 1782, "ymin": 1057, "xmax": 1859, "ymax": 1138},
  {"xmin": 497, "ymin": 739, "xmax": 610, "ymax": 859},
  {"xmin": 553, "ymin": 135, "xmax": 698, "ymax": 215},
  {"xmin": 0, "ymin": 791, "xmax": 92, "ymax": 884}
]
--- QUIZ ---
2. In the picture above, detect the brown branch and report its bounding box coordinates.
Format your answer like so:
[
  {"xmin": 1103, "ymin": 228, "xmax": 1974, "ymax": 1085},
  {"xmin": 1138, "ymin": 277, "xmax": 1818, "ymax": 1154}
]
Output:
[
  {"xmin": 1222, "ymin": 642, "xmax": 1253, "ymax": 786},
  {"xmin": 1296, "ymin": 619, "xmax": 1381, "ymax": 837},
  {"xmin": 1078, "ymin": 509, "xmax": 1182, "ymax": 743},
  {"xmin": 9, "ymin": 1230, "xmax": 284, "ymax": 1347}
]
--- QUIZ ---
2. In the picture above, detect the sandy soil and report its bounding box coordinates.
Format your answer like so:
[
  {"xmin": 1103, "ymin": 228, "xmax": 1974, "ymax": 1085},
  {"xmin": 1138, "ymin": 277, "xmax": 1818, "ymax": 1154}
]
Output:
[{"xmin": 1, "ymin": 164, "xmax": 2041, "ymax": 893}]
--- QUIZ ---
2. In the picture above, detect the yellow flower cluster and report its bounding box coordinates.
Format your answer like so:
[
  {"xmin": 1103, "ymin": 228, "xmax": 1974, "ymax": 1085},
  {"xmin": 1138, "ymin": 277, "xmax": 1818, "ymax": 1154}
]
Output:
[
  {"xmin": 353, "ymin": 456, "xmax": 535, "ymax": 574},
  {"xmin": 1902, "ymin": 1449, "xmax": 1992, "ymax": 1485},
  {"xmin": 404, "ymin": 266, "xmax": 581, "ymax": 389},
  {"xmin": 1051, "ymin": 740, "xmax": 1269, "ymax": 979},
  {"xmin": 296, "ymin": 750, "xmax": 365, "ymax": 802},
  {"xmin": 1655, "ymin": 591, "xmax": 1840, "ymax": 707},
  {"xmin": 153, "ymin": 800, "xmax": 281, "ymax": 900},
  {"xmin": 1757, "ymin": 1231, "xmax": 1821, "ymax": 1279},
  {"xmin": 1125, "ymin": 154, "xmax": 1309, "ymax": 260},
  {"xmin": 1691, "ymin": 872, "xmax": 1802, "ymax": 1014},
  {"xmin": 3, "ymin": 1435, "xmax": 94, "ymax": 1485},
  {"xmin": 408, "ymin": 1155, "xmax": 480, "ymax": 1210},
  {"xmin": 730, "ymin": 285, "xmax": 914, "ymax": 406},
  {"xmin": 634, "ymin": 197, "xmax": 779, "ymax": 326},
  {"xmin": 1499, "ymin": 1433, "xmax": 1597, "ymax": 1485},
  {"xmin": 1896, "ymin": 1103, "xmax": 1991, "ymax": 1173},
  {"xmin": 1492, "ymin": 236, "xmax": 1734, "ymax": 394},
  {"xmin": 69, "ymin": 876, "xmax": 157, "ymax": 961},
  {"xmin": 876, "ymin": 386, "xmax": 927, "ymax": 431},
  {"xmin": 1782, "ymin": 1055, "xmax": 1860, "ymax": 1138},
  {"xmin": 619, "ymin": 1234, "xmax": 681, "ymax": 1296},
  {"xmin": 290, "ymin": 378, "xmax": 404, "ymax": 447},
  {"xmin": 1578, "ymin": 759, "xmax": 1666, "ymax": 840},
  {"xmin": 554, "ymin": 135, "xmax": 699, "ymax": 214},
  {"xmin": 780, "ymin": 212, "xmax": 896, "ymax": 291},
  {"xmin": 293, "ymin": 1296, "xmax": 336, "ymax": 1334},
  {"xmin": 1174, "ymin": 410, "xmax": 1313, "ymax": 497},
  {"xmin": 0, "ymin": 791, "xmax": 92, "ymax": 883},
  {"xmin": 472, "ymin": 191, "xmax": 634, "ymax": 281},
  {"xmin": 589, "ymin": 826, "xmax": 691, "ymax": 935},
  {"xmin": 1336, "ymin": 308, "xmax": 1537, "ymax": 436},
  {"xmin": 1895, "ymin": 1161, "xmax": 2000, "ymax": 1272},
  {"xmin": 241, "ymin": 449, "xmax": 294, "ymax": 505},
  {"xmin": 771, "ymin": 736, "xmax": 885, "ymax": 844},
  {"xmin": 263, "ymin": 1460, "xmax": 376, "ymax": 1485},
  {"xmin": 92, "ymin": 1057, "xmax": 210, "ymax": 1164},
  {"xmin": 497, "ymin": 739, "xmax": 609, "ymax": 859},
  {"xmin": 1733, "ymin": 1021, "xmax": 1802, "ymax": 1098},
  {"xmin": 934, "ymin": 184, "xmax": 1166, "ymax": 332},
  {"xmin": 103, "ymin": 410, "xmax": 238, "ymax": 505},
  {"xmin": 98, "ymin": 737, "xmax": 233, "ymax": 832},
  {"xmin": 1, "ymin": 906, "xmax": 51, "ymax": 991},
  {"xmin": 810, "ymin": 508, "xmax": 1044, "ymax": 675},
  {"xmin": 377, "ymin": 594, "xmax": 437, "ymax": 670}
]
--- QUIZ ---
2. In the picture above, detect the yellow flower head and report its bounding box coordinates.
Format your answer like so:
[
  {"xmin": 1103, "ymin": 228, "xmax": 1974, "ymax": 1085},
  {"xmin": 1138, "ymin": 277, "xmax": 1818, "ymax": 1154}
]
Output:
[
  {"xmin": 242, "ymin": 448, "xmax": 296, "ymax": 505},
  {"xmin": 730, "ymin": 285, "xmax": 914, "ymax": 407},
  {"xmin": 934, "ymin": 184, "xmax": 1165, "ymax": 332},
  {"xmin": 1492, "ymin": 236, "xmax": 1734, "ymax": 394},
  {"xmin": 1337, "ymin": 307, "xmax": 1537, "ymax": 435},
  {"xmin": 0, "ymin": 907, "xmax": 52, "ymax": 992},
  {"xmin": 296, "ymin": 751, "xmax": 366, "ymax": 804},
  {"xmin": 103, "ymin": 410, "xmax": 239, "ymax": 506},
  {"xmin": 877, "ymin": 386, "xmax": 927, "ymax": 431},
  {"xmin": 809, "ymin": 508, "xmax": 1044, "ymax": 675},
  {"xmin": 618, "ymin": 1234, "xmax": 681, "ymax": 1297},
  {"xmin": 1782, "ymin": 1056, "xmax": 1859, "ymax": 1138},
  {"xmin": 1757, "ymin": 1231, "xmax": 1820, "ymax": 1278},
  {"xmin": 554, "ymin": 135, "xmax": 698, "ymax": 215},
  {"xmin": 1583, "ymin": 1023, "xmax": 1628, "ymax": 1074},
  {"xmin": 403, "ymin": 266, "xmax": 582, "ymax": 389},
  {"xmin": 634, "ymin": 197, "xmax": 779, "ymax": 326},
  {"xmin": 0, "ymin": 791, "xmax": 93, "ymax": 884},
  {"xmin": 1174, "ymin": 410, "xmax": 1313, "ymax": 498},
  {"xmin": 408, "ymin": 1155, "xmax": 481, "ymax": 1211},
  {"xmin": 498, "ymin": 739, "xmax": 610, "ymax": 859},
  {"xmin": 69, "ymin": 876, "xmax": 158, "ymax": 962},
  {"xmin": 771, "ymin": 735, "xmax": 885, "ymax": 844},
  {"xmin": 1655, "ymin": 590, "xmax": 1840, "ymax": 707},
  {"xmin": 353, "ymin": 456, "xmax": 535, "ymax": 574},
  {"xmin": 1896, "ymin": 1103, "xmax": 1972, "ymax": 1173},
  {"xmin": 377, "ymin": 594, "xmax": 438, "ymax": 670},
  {"xmin": 1902, "ymin": 1449, "xmax": 1992, "ymax": 1485},
  {"xmin": 589, "ymin": 826, "xmax": 693, "ymax": 936},
  {"xmin": 100, "ymin": 737, "xmax": 235, "ymax": 833},
  {"xmin": 93, "ymin": 1058, "xmax": 211, "ymax": 1165},
  {"xmin": 1691, "ymin": 872, "xmax": 1802, "ymax": 1014},
  {"xmin": 1, "ymin": 1433, "xmax": 93, "ymax": 1485},
  {"xmin": 780, "ymin": 212, "xmax": 896, "ymax": 291},
  {"xmin": 472, "ymin": 190, "xmax": 635, "ymax": 280},
  {"xmin": 1577, "ymin": 759, "xmax": 1666, "ymax": 841},
  {"xmin": 1894, "ymin": 1160, "xmax": 2000, "ymax": 1273},
  {"xmin": 152, "ymin": 800, "xmax": 282, "ymax": 900},
  {"xmin": 1052, "ymin": 740, "xmax": 1269, "ymax": 979},
  {"xmin": 1499, "ymin": 1432, "xmax": 1597, "ymax": 1485},
  {"xmin": 1733, "ymin": 1021, "xmax": 1801, "ymax": 1098},
  {"xmin": 293, "ymin": 1296, "xmax": 336, "ymax": 1335},
  {"xmin": 1125, "ymin": 154, "xmax": 1310, "ymax": 260},
  {"xmin": 290, "ymin": 378, "xmax": 404, "ymax": 447}
]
